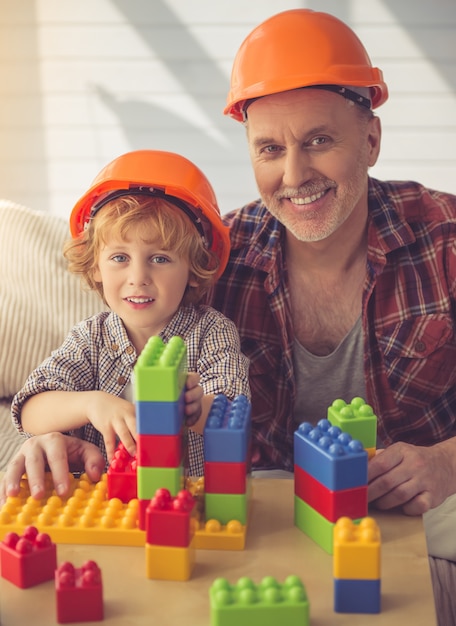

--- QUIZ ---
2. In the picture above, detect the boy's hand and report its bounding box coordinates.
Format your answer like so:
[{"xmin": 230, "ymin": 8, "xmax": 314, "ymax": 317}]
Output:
[
  {"xmin": 0, "ymin": 433, "xmax": 105, "ymax": 505},
  {"xmin": 184, "ymin": 372, "xmax": 203, "ymax": 427},
  {"xmin": 86, "ymin": 391, "xmax": 137, "ymax": 462}
]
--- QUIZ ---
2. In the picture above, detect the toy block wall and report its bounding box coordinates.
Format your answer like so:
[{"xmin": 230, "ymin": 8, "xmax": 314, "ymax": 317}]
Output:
[
  {"xmin": 294, "ymin": 419, "xmax": 368, "ymax": 554},
  {"xmin": 133, "ymin": 335, "xmax": 187, "ymax": 529},
  {"xmin": 333, "ymin": 517, "xmax": 381, "ymax": 613},
  {"xmin": 203, "ymin": 394, "xmax": 251, "ymax": 525}
]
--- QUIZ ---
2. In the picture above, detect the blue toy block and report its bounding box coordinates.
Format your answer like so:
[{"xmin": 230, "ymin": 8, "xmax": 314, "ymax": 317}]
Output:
[
  {"xmin": 136, "ymin": 395, "xmax": 184, "ymax": 435},
  {"xmin": 294, "ymin": 420, "xmax": 367, "ymax": 491},
  {"xmin": 204, "ymin": 395, "xmax": 251, "ymax": 463},
  {"xmin": 334, "ymin": 578, "xmax": 381, "ymax": 613}
]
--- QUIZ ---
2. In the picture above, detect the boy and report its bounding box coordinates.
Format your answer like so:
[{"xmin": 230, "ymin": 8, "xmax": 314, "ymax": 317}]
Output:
[{"xmin": 11, "ymin": 150, "xmax": 250, "ymax": 476}]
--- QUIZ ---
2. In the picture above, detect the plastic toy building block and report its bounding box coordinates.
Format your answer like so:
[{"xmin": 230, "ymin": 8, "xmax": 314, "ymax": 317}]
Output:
[
  {"xmin": 55, "ymin": 560, "xmax": 104, "ymax": 623},
  {"xmin": 106, "ymin": 443, "xmax": 137, "ymax": 503},
  {"xmin": 294, "ymin": 465, "xmax": 367, "ymax": 522},
  {"xmin": 145, "ymin": 542, "xmax": 195, "ymax": 581},
  {"xmin": 137, "ymin": 432, "xmax": 183, "ymax": 467},
  {"xmin": 294, "ymin": 495, "xmax": 335, "ymax": 554},
  {"xmin": 193, "ymin": 519, "xmax": 246, "ymax": 551},
  {"xmin": 204, "ymin": 461, "xmax": 248, "ymax": 494},
  {"xmin": 294, "ymin": 496, "xmax": 363, "ymax": 555},
  {"xmin": 334, "ymin": 578, "xmax": 381, "ymax": 613},
  {"xmin": 294, "ymin": 419, "xmax": 367, "ymax": 491},
  {"xmin": 205, "ymin": 493, "xmax": 248, "ymax": 525},
  {"xmin": 210, "ymin": 575, "xmax": 310, "ymax": 626},
  {"xmin": 136, "ymin": 395, "xmax": 185, "ymax": 435},
  {"xmin": 137, "ymin": 465, "xmax": 184, "ymax": 500},
  {"xmin": 0, "ymin": 525, "xmax": 56, "ymax": 588},
  {"xmin": 0, "ymin": 473, "xmax": 145, "ymax": 547},
  {"xmin": 134, "ymin": 335, "xmax": 187, "ymax": 402},
  {"xmin": 333, "ymin": 516, "xmax": 381, "ymax": 579},
  {"xmin": 204, "ymin": 394, "xmax": 251, "ymax": 463},
  {"xmin": 145, "ymin": 488, "xmax": 195, "ymax": 547},
  {"xmin": 328, "ymin": 397, "xmax": 377, "ymax": 448}
]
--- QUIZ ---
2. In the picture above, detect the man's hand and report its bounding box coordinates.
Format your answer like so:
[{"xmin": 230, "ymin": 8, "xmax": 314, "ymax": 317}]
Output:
[
  {"xmin": 368, "ymin": 439, "xmax": 456, "ymax": 515},
  {"xmin": 0, "ymin": 433, "xmax": 105, "ymax": 506}
]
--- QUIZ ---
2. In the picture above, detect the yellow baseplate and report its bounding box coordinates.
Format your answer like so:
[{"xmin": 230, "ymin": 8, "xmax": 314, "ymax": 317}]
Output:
[{"xmin": 0, "ymin": 473, "xmax": 248, "ymax": 549}]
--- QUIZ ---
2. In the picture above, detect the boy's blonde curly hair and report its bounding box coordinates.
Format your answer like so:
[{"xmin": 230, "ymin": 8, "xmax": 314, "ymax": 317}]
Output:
[{"xmin": 63, "ymin": 195, "xmax": 220, "ymax": 306}]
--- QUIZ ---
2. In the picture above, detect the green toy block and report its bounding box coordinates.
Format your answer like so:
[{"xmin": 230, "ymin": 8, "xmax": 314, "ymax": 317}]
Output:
[
  {"xmin": 137, "ymin": 466, "xmax": 184, "ymax": 499},
  {"xmin": 294, "ymin": 496, "xmax": 362, "ymax": 555},
  {"xmin": 133, "ymin": 336, "xmax": 187, "ymax": 402},
  {"xmin": 205, "ymin": 493, "xmax": 248, "ymax": 525},
  {"xmin": 210, "ymin": 575, "xmax": 310, "ymax": 626},
  {"xmin": 327, "ymin": 397, "xmax": 377, "ymax": 448}
]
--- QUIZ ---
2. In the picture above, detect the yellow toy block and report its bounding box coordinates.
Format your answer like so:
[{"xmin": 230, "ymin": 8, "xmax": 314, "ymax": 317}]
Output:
[
  {"xmin": 333, "ymin": 516, "xmax": 381, "ymax": 580},
  {"xmin": 145, "ymin": 542, "xmax": 195, "ymax": 581},
  {"xmin": 0, "ymin": 473, "xmax": 145, "ymax": 547},
  {"xmin": 193, "ymin": 518, "xmax": 246, "ymax": 550},
  {"xmin": 366, "ymin": 447, "xmax": 376, "ymax": 460}
]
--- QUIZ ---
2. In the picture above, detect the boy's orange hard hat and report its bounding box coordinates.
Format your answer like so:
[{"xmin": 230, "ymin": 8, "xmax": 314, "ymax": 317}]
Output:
[
  {"xmin": 224, "ymin": 9, "xmax": 388, "ymax": 121},
  {"xmin": 70, "ymin": 150, "xmax": 230, "ymax": 279}
]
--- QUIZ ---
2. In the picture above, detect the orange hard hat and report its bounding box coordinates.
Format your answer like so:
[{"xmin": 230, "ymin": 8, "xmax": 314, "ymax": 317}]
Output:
[
  {"xmin": 225, "ymin": 9, "xmax": 388, "ymax": 121},
  {"xmin": 70, "ymin": 150, "xmax": 230, "ymax": 278}
]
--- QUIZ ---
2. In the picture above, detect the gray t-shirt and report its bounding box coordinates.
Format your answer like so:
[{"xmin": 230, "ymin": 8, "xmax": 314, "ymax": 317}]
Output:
[{"xmin": 293, "ymin": 316, "xmax": 366, "ymax": 426}]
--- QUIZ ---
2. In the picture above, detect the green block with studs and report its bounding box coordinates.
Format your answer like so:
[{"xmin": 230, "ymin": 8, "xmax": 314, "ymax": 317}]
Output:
[
  {"xmin": 327, "ymin": 397, "xmax": 377, "ymax": 448},
  {"xmin": 133, "ymin": 335, "xmax": 187, "ymax": 402},
  {"xmin": 137, "ymin": 465, "xmax": 184, "ymax": 499}
]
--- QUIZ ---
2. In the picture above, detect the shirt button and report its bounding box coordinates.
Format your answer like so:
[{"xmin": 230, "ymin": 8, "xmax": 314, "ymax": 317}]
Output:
[
  {"xmin": 111, "ymin": 343, "xmax": 119, "ymax": 351},
  {"xmin": 117, "ymin": 376, "xmax": 127, "ymax": 386},
  {"xmin": 415, "ymin": 341, "xmax": 426, "ymax": 353},
  {"xmin": 126, "ymin": 346, "xmax": 134, "ymax": 355}
]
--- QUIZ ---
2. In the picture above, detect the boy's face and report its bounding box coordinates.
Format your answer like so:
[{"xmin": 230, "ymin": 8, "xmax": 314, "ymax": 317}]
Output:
[{"xmin": 93, "ymin": 224, "xmax": 195, "ymax": 353}]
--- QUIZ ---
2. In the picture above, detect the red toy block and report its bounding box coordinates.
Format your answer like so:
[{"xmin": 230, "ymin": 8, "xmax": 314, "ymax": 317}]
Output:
[
  {"xmin": 0, "ymin": 525, "xmax": 57, "ymax": 588},
  {"xmin": 204, "ymin": 461, "xmax": 247, "ymax": 494},
  {"xmin": 295, "ymin": 465, "xmax": 367, "ymax": 522},
  {"xmin": 137, "ymin": 433, "xmax": 182, "ymax": 467},
  {"xmin": 55, "ymin": 560, "xmax": 104, "ymax": 623},
  {"xmin": 106, "ymin": 443, "xmax": 137, "ymax": 503},
  {"xmin": 146, "ymin": 488, "xmax": 195, "ymax": 547}
]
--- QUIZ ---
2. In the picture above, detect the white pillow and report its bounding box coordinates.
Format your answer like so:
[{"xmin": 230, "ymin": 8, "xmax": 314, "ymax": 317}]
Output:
[{"xmin": 0, "ymin": 199, "xmax": 105, "ymax": 399}]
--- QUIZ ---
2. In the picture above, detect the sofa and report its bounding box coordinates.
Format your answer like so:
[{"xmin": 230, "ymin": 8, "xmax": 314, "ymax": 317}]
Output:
[{"xmin": 0, "ymin": 199, "xmax": 105, "ymax": 470}]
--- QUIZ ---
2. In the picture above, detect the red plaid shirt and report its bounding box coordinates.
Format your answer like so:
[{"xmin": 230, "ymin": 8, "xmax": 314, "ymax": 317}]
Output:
[{"xmin": 210, "ymin": 178, "xmax": 456, "ymax": 471}]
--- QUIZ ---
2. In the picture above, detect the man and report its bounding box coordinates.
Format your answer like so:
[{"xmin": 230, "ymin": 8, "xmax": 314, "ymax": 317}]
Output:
[{"xmin": 210, "ymin": 8, "xmax": 456, "ymax": 521}]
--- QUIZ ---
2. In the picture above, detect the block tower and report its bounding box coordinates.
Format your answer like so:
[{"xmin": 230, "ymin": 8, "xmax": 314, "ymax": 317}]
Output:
[
  {"xmin": 333, "ymin": 516, "xmax": 381, "ymax": 613},
  {"xmin": 203, "ymin": 394, "xmax": 251, "ymax": 527},
  {"xmin": 133, "ymin": 335, "xmax": 188, "ymax": 529},
  {"xmin": 294, "ymin": 419, "xmax": 368, "ymax": 554}
]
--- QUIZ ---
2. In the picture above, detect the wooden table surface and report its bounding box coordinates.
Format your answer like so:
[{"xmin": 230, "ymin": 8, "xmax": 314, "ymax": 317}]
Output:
[{"xmin": 0, "ymin": 477, "xmax": 436, "ymax": 625}]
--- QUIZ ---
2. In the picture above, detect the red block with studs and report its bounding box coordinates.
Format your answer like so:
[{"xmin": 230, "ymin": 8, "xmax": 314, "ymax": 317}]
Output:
[
  {"xmin": 107, "ymin": 442, "xmax": 137, "ymax": 503},
  {"xmin": 146, "ymin": 488, "xmax": 196, "ymax": 547},
  {"xmin": 0, "ymin": 525, "xmax": 57, "ymax": 588},
  {"xmin": 55, "ymin": 560, "xmax": 104, "ymax": 623}
]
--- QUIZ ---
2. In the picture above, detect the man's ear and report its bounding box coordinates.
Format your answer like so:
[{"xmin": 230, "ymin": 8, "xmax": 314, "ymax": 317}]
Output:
[{"xmin": 367, "ymin": 116, "xmax": 382, "ymax": 168}]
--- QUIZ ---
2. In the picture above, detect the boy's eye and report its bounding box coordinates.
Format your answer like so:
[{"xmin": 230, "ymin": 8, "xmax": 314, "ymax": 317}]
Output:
[
  {"xmin": 111, "ymin": 254, "xmax": 128, "ymax": 263},
  {"xmin": 152, "ymin": 255, "xmax": 169, "ymax": 264}
]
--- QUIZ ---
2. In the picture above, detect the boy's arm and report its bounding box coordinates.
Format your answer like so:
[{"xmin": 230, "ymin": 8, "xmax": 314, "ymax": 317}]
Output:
[{"xmin": 21, "ymin": 390, "xmax": 137, "ymax": 461}]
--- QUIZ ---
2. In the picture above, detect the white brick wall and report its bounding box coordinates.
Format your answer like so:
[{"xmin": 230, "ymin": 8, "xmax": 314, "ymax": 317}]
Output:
[{"xmin": 0, "ymin": 0, "xmax": 455, "ymax": 218}]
